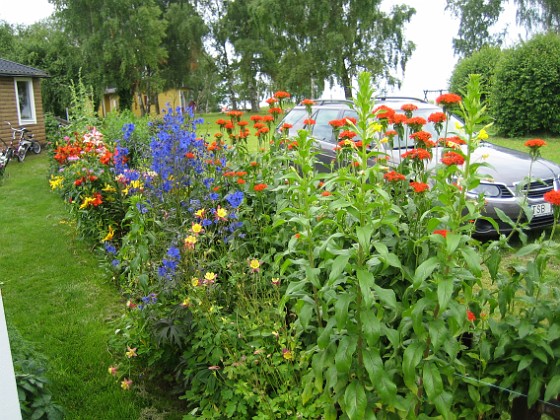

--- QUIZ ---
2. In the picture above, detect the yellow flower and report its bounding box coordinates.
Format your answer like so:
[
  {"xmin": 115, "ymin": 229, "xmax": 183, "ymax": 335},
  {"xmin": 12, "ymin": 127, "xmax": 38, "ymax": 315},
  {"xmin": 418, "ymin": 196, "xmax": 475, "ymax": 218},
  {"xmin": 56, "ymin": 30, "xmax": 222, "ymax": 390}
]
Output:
[
  {"xmin": 125, "ymin": 346, "xmax": 137, "ymax": 358},
  {"xmin": 130, "ymin": 180, "xmax": 143, "ymax": 189},
  {"xmin": 370, "ymin": 122, "xmax": 383, "ymax": 133},
  {"xmin": 102, "ymin": 183, "xmax": 116, "ymax": 193},
  {"xmin": 380, "ymin": 137, "xmax": 389, "ymax": 144},
  {"xmin": 249, "ymin": 259, "xmax": 261, "ymax": 273},
  {"xmin": 180, "ymin": 297, "xmax": 191, "ymax": 308},
  {"xmin": 108, "ymin": 366, "xmax": 118, "ymax": 376},
  {"xmin": 191, "ymin": 223, "xmax": 203, "ymax": 235},
  {"xmin": 204, "ymin": 272, "xmax": 217, "ymax": 285},
  {"xmin": 454, "ymin": 122, "xmax": 464, "ymax": 130},
  {"xmin": 49, "ymin": 175, "xmax": 64, "ymax": 190},
  {"xmin": 102, "ymin": 225, "xmax": 115, "ymax": 242},
  {"xmin": 215, "ymin": 206, "xmax": 228, "ymax": 221},
  {"xmin": 282, "ymin": 348, "xmax": 293, "ymax": 360},
  {"xmin": 121, "ymin": 378, "xmax": 133, "ymax": 390},
  {"xmin": 482, "ymin": 153, "xmax": 490, "ymax": 160},
  {"xmin": 194, "ymin": 209, "xmax": 205, "ymax": 218},
  {"xmin": 184, "ymin": 235, "xmax": 197, "ymax": 249},
  {"xmin": 79, "ymin": 196, "xmax": 95, "ymax": 209},
  {"xmin": 477, "ymin": 129, "xmax": 489, "ymax": 140},
  {"xmin": 191, "ymin": 277, "xmax": 200, "ymax": 287}
]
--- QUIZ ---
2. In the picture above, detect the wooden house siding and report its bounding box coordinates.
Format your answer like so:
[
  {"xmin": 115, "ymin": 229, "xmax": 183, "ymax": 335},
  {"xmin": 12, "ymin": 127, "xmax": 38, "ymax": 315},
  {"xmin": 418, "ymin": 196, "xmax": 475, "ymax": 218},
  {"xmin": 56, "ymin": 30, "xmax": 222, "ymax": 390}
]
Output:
[{"xmin": 0, "ymin": 77, "xmax": 47, "ymax": 145}]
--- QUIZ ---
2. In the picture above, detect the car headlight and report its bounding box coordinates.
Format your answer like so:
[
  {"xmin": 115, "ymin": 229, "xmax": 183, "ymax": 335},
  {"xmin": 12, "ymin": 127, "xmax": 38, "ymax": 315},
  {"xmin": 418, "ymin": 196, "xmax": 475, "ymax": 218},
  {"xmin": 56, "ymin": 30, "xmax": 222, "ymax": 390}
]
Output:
[{"xmin": 469, "ymin": 183, "xmax": 502, "ymax": 198}]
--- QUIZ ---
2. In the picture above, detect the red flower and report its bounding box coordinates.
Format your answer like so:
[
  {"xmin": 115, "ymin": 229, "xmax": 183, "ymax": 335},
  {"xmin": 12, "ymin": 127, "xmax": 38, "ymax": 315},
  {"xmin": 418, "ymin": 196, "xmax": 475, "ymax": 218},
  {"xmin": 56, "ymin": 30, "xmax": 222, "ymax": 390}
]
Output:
[
  {"xmin": 436, "ymin": 93, "xmax": 462, "ymax": 107},
  {"xmin": 373, "ymin": 105, "xmax": 395, "ymax": 120},
  {"xmin": 401, "ymin": 148, "xmax": 432, "ymax": 161},
  {"xmin": 274, "ymin": 91, "xmax": 291, "ymax": 99},
  {"xmin": 250, "ymin": 161, "xmax": 258, "ymax": 167},
  {"xmin": 544, "ymin": 190, "xmax": 560, "ymax": 206},
  {"xmin": 428, "ymin": 112, "xmax": 447, "ymax": 124},
  {"xmin": 339, "ymin": 130, "xmax": 357, "ymax": 140},
  {"xmin": 237, "ymin": 178, "xmax": 246, "ymax": 185},
  {"xmin": 185, "ymin": 151, "xmax": 195, "ymax": 159},
  {"xmin": 268, "ymin": 107, "xmax": 283, "ymax": 116},
  {"xmin": 250, "ymin": 115, "xmax": 263, "ymax": 122},
  {"xmin": 385, "ymin": 130, "xmax": 398, "ymax": 137},
  {"xmin": 410, "ymin": 181, "xmax": 429, "ymax": 193},
  {"xmin": 410, "ymin": 131, "xmax": 435, "ymax": 147},
  {"xmin": 441, "ymin": 136, "xmax": 466, "ymax": 146},
  {"xmin": 384, "ymin": 170, "xmax": 406, "ymax": 182},
  {"xmin": 321, "ymin": 191, "xmax": 332, "ymax": 197},
  {"xmin": 262, "ymin": 115, "xmax": 274, "ymax": 122},
  {"xmin": 434, "ymin": 229, "xmax": 449, "ymax": 238},
  {"xmin": 238, "ymin": 120, "xmax": 249, "ymax": 127},
  {"xmin": 441, "ymin": 151, "xmax": 465, "ymax": 166},
  {"xmin": 253, "ymin": 183, "xmax": 268, "ymax": 191},
  {"xmin": 281, "ymin": 123, "xmax": 293, "ymax": 130},
  {"xmin": 405, "ymin": 116, "xmax": 427, "ymax": 128},
  {"xmin": 266, "ymin": 97, "xmax": 278, "ymax": 105},
  {"xmin": 216, "ymin": 118, "xmax": 227, "ymax": 126},
  {"xmin": 300, "ymin": 99, "xmax": 315, "ymax": 106},
  {"xmin": 329, "ymin": 119, "xmax": 346, "ymax": 128},
  {"xmin": 401, "ymin": 103, "xmax": 418, "ymax": 112},
  {"xmin": 389, "ymin": 113, "xmax": 408, "ymax": 125},
  {"xmin": 467, "ymin": 309, "xmax": 476, "ymax": 322},
  {"xmin": 524, "ymin": 138, "xmax": 547, "ymax": 149},
  {"xmin": 303, "ymin": 119, "xmax": 316, "ymax": 126}
]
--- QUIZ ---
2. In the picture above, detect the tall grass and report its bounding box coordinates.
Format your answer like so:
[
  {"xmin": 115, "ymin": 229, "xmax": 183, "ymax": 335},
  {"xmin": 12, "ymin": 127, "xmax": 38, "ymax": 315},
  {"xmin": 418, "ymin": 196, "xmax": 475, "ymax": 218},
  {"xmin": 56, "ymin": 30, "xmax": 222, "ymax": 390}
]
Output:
[{"xmin": 0, "ymin": 155, "xmax": 181, "ymax": 419}]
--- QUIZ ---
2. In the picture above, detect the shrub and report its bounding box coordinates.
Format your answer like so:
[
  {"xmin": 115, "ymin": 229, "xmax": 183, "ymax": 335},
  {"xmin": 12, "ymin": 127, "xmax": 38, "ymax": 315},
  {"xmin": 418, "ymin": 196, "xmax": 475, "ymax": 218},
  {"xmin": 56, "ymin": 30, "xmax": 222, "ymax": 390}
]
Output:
[
  {"xmin": 448, "ymin": 46, "xmax": 502, "ymax": 107},
  {"xmin": 491, "ymin": 32, "xmax": 560, "ymax": 136}
]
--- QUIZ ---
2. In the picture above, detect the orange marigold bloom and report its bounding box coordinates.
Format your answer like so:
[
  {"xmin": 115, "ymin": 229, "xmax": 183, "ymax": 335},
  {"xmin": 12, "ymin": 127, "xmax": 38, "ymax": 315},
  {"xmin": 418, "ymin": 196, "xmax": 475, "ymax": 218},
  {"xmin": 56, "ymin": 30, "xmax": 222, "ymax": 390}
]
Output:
[
  {"xmin": 266, "ymin": 97, "xmax": 278, "ymax": 105},
  {"xmin": 303, "ymin": 118, "xmax": 316, "ymax": 126},
  {"xmin": 384, "ymin": 170, "xmax": 406, "ymax": 182},
  {"xmin": 436, "ymin": 93, "xmax": 462, "ymax": 106},
  {"xmin": 524, "ymin": 138, "xmax": 547, "ymax": 149},
  {"xmin": 250, "ymin": 115, "xmax": 263, "ymax": 122},
  {"xmin": 410, "ymin": 131, "xmax": 434, "ymax": 146},
  {"xmin": 253, "ymin": 183, "xmax": 268, "ymax": 191},
  {"xmin": 385, "ymin": 130, "xmax": 398, "ymax": 137},
  {"xmin": 374, "ymin": 105, "xmax": 395, "ymax": 120},
  {"xmin": 544, "ymin": 190, "xmax": 560, "ymax": 206},
  {"xmin": 339, "ymin": 130, "xmax": 358, "ymax": 140},
  {"xmin": 321, "ymin": 191, "xmax": 332, "ymax": 197},
  {"xmin": 238, "ymin": 120, "xmax": 249, "ymax": 127},
  {"xmin": 262, "ymin": 115, "xmax": 274, "ymax": 122},
  {"xmin": 441, "ymin": 151, "xmax": 465, "ymax": 166},
  {"xmin": 268, "ymin": 107, "xmax": 282, "ymax": 115},
  {"xmin": 441, "ymin": 136, "xmax": 466, "ymax": 146},
  {"xmin": 410, "ymin": 181, "xmax": 429, "ymax": 193},
  {"xmin": 329, "ymin": 119, "xmax": 346, "ymax": 128},
  {"xmin": 300, "ymin": 99, "xmax": 315, "ymax": 106},
  {"xmin": 281, "ymin": 123, "xmax": 293, "ymax": 130}
]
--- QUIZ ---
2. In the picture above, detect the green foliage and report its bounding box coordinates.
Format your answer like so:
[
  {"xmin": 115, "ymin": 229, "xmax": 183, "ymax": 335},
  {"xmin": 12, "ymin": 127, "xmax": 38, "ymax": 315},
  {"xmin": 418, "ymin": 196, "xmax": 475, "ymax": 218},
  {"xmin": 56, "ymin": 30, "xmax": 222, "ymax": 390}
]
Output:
[
  {"xmin": 48, "ymin": 74, "xmax": 560, "ymax": 418},
  {"xmin": 449, "ymin": 46, "xmax": 502, "ymax": 105},
  {"xmin": 9, "ymin": 326, "xmax": 64, "ymax": 420},
  {"xmin": 491, "ymin": 32, "xmax": 560, "ymax": 136}
]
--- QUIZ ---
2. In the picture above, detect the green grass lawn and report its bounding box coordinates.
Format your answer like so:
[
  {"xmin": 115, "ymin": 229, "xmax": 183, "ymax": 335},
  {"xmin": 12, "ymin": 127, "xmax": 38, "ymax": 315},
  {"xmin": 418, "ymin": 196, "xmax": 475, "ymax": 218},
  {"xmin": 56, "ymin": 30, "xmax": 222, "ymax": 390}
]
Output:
[
  {"xmin": 489, "ymin": 135, "xmax": 560, "ymax": 163},
  {"xmin": 0, "ymin": 155, "xmax": 181, "ymax": 419}
]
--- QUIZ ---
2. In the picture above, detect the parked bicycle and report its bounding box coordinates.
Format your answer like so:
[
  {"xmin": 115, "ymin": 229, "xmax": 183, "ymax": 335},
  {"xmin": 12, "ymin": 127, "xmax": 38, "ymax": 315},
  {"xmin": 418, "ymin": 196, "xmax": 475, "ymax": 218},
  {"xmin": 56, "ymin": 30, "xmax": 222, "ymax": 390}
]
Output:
[
  {"xmin": 5, "ymin": 121, "xmax": 41, "ymax": 162},
  {"xmin": 0, "ymin": 136, "xmax": 16, "ymax": 177}
]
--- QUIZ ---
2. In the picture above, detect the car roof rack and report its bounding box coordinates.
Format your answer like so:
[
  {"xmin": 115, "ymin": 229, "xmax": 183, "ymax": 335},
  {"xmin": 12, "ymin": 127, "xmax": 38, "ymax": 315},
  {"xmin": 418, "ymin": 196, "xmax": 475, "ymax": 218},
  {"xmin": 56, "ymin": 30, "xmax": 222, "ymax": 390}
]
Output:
[
  {"xmin": 300, "ymin": 99, "xmax": 353, "ymax": 106},
  {"xmin": 375, "ymin": 96, "xmax": 428, "ymax": 103}
]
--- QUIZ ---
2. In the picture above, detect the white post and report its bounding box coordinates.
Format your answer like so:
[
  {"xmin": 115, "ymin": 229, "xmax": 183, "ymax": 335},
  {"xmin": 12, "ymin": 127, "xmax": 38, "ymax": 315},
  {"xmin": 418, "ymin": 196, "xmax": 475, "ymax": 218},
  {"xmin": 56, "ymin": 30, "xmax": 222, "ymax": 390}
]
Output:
[{"xmin": 0, "ymin": 290, "xmax": 22, "ymax": 420}]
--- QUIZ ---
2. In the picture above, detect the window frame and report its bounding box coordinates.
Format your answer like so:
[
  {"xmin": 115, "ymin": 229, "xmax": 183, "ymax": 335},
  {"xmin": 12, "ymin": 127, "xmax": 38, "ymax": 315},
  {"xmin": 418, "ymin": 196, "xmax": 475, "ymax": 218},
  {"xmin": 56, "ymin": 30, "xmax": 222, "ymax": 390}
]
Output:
[{"xmin": 14, "ymin": 78, "xmax": 37, "ymax": 125}]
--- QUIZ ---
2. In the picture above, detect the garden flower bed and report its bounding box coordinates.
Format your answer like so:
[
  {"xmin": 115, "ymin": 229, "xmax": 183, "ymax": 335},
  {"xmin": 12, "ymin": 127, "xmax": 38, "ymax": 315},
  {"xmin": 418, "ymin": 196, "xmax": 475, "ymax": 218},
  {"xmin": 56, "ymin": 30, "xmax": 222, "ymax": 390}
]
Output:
[{"xmin": 48, "ymin": 73, "xmax": 560, "ymax": 419}]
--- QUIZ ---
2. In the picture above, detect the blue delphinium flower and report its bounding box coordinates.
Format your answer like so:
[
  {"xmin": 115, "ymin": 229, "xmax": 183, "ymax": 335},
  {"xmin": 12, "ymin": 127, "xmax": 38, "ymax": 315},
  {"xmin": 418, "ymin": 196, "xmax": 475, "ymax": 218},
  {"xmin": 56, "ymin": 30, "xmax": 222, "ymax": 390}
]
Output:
[{"xmin": 225, "ymin": 191, "xmax": 244, "ymax": 208}]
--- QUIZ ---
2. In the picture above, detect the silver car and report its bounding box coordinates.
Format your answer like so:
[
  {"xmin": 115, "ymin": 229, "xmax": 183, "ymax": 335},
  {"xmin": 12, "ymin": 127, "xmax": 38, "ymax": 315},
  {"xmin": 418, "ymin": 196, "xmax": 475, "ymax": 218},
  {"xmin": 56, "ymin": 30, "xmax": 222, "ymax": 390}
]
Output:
[{"xmin": 277, "ymin": 98, "xmax": 560, "ymax": 236}]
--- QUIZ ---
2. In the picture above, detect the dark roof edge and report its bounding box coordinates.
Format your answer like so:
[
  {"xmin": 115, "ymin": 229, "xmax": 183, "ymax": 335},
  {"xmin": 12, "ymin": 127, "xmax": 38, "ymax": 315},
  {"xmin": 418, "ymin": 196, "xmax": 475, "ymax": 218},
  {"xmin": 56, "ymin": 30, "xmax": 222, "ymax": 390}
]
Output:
[{"xmin": 0, "ymin": 58, "xmax": 49, "ymax": 78}]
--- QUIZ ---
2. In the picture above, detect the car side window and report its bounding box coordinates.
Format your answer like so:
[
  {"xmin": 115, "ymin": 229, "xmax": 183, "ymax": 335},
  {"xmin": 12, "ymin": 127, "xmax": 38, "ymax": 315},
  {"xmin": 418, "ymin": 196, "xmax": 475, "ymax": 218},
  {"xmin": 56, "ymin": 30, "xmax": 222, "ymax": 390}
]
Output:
[
  {"xmin": 283, "ymin": 108, "xmax": 307, "ymax": 130},
  {"xmin": 312, "ymin": 109, "xmax": 340, "ymax": 143}
]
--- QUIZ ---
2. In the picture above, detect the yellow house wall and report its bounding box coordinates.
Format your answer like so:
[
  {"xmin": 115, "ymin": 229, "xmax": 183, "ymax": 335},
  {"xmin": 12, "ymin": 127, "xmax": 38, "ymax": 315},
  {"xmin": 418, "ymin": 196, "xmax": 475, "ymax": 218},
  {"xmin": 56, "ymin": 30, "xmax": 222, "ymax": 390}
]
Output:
[{"xmin": 99, "ymin": 89, "xmax": 186, "ymax": 118}]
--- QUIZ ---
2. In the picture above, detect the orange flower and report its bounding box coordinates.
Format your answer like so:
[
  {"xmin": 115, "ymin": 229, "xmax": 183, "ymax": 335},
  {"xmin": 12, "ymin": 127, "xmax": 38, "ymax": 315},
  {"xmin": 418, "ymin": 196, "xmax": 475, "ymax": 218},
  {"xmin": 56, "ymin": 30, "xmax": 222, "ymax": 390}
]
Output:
[
  {"xmin": 524, "ymin": 138, "xmax": 547, "ymax": 149},
  {"xmin": 253, "ymin": 183, "xmax": 268, "ymax": 191},
  {"xmin": 434, "ymin": 229, "xmax": 449, "ymax": 238},
  {"xmin": 274, "ymin": 91, "xmax": 291, "ymax": 99},
  {"xmin": 300, "ymin": 99, "xmax": 315, "ymax": 106},
  {"xmin": 441, "ymin": 151, "xmax": 465, "ymax": 166},
  {"xmin": 401, "ymin": 148, "xmax": 431, "ymax": 160},
  {"xmin": 321, "ymin": 191, "xmax": 332, "ymax": 197},
  {"xmin": 303, "ymin": 118, "xmax": 316, "ymax": 126},
  {"xmin": 544, "ymin": 190, "xmax": 560, "ymax": 206},
  {"xmin": 428, "ymin": 112, "xmax": 447, "ymax": 124},
  {"xmin": 410, "ymin": 181, "xmax": 429, "ymax": 193},
  {"xmin": 436, "ymin": 93, "xmax": 462, "ymax": 107},
  {"xmin": 384, "ymin": 170, "xmax": 406, "ymax": 182},
  {"xmin": 467, "ymin": 309, "xmax": 476, "ymax": 322},
  {"xmin": 401, "ymin": 103, "xmax": 418, "ymax": 112}
]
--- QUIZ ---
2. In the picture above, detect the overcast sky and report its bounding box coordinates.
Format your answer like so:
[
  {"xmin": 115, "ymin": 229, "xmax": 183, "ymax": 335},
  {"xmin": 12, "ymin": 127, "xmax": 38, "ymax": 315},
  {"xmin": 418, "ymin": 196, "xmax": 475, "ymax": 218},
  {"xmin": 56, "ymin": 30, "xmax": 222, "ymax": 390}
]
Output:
[{"xmin": 1, "ymin": 0, "xmax": 522, "ymax": 101}]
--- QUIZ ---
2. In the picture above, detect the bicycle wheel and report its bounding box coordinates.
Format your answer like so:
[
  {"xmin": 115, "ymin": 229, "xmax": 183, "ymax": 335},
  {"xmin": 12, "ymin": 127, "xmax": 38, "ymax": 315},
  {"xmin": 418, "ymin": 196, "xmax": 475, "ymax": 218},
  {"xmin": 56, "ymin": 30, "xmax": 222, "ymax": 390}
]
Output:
[
  {"xmin": 0, "ymin": 139, "xmax": 8, "ymax": 176},
  {"xmin": 17, "ymin": 146, "xmax": 26, "ymax": 162},
  {"xmin": 31, "ymin": 141, "xmax": 42, "ymax": 154}
]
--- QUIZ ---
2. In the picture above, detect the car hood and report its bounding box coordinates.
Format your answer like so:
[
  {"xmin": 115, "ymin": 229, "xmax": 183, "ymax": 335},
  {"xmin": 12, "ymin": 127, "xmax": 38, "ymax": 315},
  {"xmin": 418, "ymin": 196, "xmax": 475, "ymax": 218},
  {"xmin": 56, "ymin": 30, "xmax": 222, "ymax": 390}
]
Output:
[
  {"xmin": 471, "ymin": 142, "xmax": 560, "ymax": 185},
  {"xmin": 385, "ymin": 142, "xmax": 560, "ymax": 186}
]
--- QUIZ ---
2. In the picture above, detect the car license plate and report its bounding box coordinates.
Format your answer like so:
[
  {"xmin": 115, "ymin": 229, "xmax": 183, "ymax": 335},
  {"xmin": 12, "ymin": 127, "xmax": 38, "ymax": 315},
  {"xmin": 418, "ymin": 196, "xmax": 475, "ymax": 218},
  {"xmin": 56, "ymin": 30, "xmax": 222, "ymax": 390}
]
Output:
[{"xmin": 532, "ymin": 202, "xmax": 553, "ymax": 217}]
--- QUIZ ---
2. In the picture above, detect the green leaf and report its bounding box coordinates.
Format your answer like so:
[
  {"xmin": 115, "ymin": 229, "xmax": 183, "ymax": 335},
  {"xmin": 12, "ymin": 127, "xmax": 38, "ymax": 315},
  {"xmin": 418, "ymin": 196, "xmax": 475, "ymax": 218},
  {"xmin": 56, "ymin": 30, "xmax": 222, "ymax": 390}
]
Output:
[
  {"xmin": 437, "ymin": 278, "xmax": 454, "ymax": 311},
  {"xmin": 343, "ymin": 380, "xmax": 367, "ymax": 420},
  {"xmin": 445, "ymin": 232, "xmax": 461, "ymax": 254},
  {"xmin": 357, "ymin": 269, "xmax": 374, "ymax": 308},
  {"xmin": 361, "ymin": 308, "xmax": 381, "ymax": 347},
  {"xmin": 422, "ymin": 361, "xmax": 443, "ymax": 401},
  {"xmin": 335, "ymin": 292, "xmax": 354, "ymax": 330},
  {"xmin": 544, "ymin": 375, "xmax": 560, "ymax": 401},
  {"xmin": 528, "ymin": 377, "xmax": 543, "ymax": 407},
  {"xmin": 428, "ymin": 319, "xmax": 447, "ymax": 353},
  {"xmin": 372, "ymin": 284, "xmax": 397, "ymax": 311},
  {"xmin": 403, "ymin": 341, "xmax": 425, "ymax": 393},
  {"xmin": 329, "ymin": 254, "xmax": 350, "ymax": 283},
  {"xmin": 413, "ymin": 257, "xmax": 439, "ymax": 288},
  {"xmin": 335, "ymin": 336, "xmax": 357, "ymax": 374},
  {"xmin": 356, "ymin": 225, "xmax": 373, "ymax": 251}
]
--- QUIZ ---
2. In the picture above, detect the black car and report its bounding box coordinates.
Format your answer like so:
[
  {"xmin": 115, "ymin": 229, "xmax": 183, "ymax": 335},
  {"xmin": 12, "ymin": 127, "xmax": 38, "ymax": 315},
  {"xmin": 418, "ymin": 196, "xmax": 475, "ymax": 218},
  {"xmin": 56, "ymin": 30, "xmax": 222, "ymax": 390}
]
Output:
[{"xmin": 277, "ymin": 98, "xmax": 560, "ymax": 236}]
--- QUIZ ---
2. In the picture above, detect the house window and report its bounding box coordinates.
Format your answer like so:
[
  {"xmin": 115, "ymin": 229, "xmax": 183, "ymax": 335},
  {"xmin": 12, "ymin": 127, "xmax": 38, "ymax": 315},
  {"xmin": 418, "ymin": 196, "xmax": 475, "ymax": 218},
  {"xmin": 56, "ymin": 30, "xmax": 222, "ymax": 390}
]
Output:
[{"xmin": 15, "ymin": 78, "xmax": 36, "ymax": 124}]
